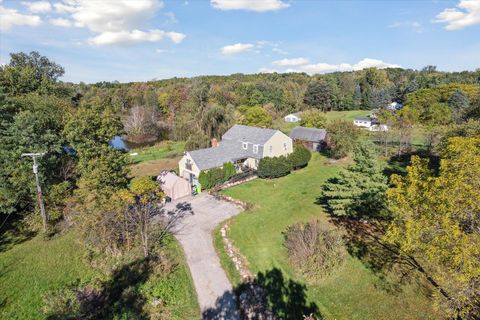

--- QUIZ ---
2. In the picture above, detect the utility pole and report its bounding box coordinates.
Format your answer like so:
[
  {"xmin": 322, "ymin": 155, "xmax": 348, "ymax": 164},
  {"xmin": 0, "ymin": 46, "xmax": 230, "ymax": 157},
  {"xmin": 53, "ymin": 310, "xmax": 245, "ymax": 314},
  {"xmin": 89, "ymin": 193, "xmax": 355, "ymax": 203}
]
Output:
[{"xmin": 21, "ymin": 152, "xmax": 48, "ymax": 232}]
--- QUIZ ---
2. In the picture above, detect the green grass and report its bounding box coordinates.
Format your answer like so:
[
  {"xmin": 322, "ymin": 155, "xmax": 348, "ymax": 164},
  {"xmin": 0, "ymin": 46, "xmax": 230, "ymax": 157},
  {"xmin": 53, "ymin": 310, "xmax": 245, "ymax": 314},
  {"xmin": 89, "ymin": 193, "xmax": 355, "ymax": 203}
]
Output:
[
  {"xmin": 212, "ymin": 224, "xmax": 242, "ymax": 286},
  {"xmin": 0, "ymin": 231, "xmax": 199, "ymax": 319},
  {"xmin": 129, "ymin": 141, "xmax": 185, "ymax": 164},
  {"xmin": 215, "ymin": 153, "xmax": 440, "ymax": 320}
]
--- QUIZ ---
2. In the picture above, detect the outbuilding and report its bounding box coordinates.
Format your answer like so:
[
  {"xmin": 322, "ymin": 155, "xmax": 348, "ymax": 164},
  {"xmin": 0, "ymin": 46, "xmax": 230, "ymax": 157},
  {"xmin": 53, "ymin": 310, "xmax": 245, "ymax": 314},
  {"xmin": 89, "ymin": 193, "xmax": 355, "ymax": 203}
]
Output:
[
  {"xmin": 157, "ymin": 171, "xmax": 191, "ymax": 201},
  {"xmin": 289, "ymin": 126, "xmax": 327, "ymax": 152},
  {"xmin": 284, "ymin": 112, "xmax": 302, "ymax": 123}
]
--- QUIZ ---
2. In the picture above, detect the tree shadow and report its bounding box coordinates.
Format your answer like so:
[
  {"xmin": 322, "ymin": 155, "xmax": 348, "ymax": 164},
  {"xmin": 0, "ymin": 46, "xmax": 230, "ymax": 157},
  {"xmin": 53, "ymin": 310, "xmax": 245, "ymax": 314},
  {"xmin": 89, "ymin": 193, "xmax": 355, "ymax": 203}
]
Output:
[
  {"xmin": 202, "ymin": 268, "xmax": 322, "ymax": 320},
  {"xmin": 47, "ymin": 258, "xmax": 152, "ymax": 320},
  {"xmin": 384, "ymin": 151, "xmax": 440, "ymax": 178},
  {"xmin": 0, "ymin": 214, "xmax": 36, "ymax": 252}
]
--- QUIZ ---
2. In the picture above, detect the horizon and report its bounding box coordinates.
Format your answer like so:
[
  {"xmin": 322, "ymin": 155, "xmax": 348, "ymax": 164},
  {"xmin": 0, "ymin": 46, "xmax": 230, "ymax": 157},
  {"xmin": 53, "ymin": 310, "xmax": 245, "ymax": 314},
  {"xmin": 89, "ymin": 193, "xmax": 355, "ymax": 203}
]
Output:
[{"xmin": 1, "ymin": 0, "xmax": 480, "ymax": 83}]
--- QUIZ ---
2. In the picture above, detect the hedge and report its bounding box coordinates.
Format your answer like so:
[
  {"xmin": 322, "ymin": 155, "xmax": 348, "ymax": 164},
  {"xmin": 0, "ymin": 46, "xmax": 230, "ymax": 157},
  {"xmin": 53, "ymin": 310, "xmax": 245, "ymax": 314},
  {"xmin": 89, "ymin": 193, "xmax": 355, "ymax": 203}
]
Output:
[
  {"xmin": 288, "ymin": 144, "xmax": 312, "ymax": 170},
  {"xmin": 198, "ymin": 162, "xmax": 237, "ymax": 189},
  {"xmin": 257, "ymin": 156, "xmax": 291, "ymax": 178}
]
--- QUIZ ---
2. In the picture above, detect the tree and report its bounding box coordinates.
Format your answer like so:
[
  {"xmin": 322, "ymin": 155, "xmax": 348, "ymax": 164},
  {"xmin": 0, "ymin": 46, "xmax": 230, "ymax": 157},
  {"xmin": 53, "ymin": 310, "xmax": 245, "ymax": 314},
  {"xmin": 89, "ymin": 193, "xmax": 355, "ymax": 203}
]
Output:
[
  {"xmin": 257, "ymin": 156, "xmax": 291, "ymax": 178},
  {"xmin": 385, "ymin": 137, "xmax": 480, "ymax": 319},
  {"xmin": 298, "ymin": 110, "xmax": 327, "ymax": 128},
  {"xmin": 393, "ymin": 105, "xmax": 419, "ymax": 155},
  {"xmin": 222, "ymin": 162, "xmax": 236, "ymax": 182},
  {"xmin": 448, "ymin": 89, "xmax": 469, "ymax": 123},
  {"xmin": 304, "ymin": 80, "xmax": 333, "ymax": 112},
  {"xmin": 321, "ymin": 141, "xmax": 388, "ymax": 218},
  {"xmin": 201, "ymin": 104, "xmax": 234, "ymax": 138},
  {"xmin": 325, "ymin": 120, "xmax": 361, "ymax": 159},
  {"xmin": 124, "ymin": 105, "xmax": 161, "ymax": 143},
  {"xmin": 241, "ymin": 106, "xmax": 272, "ymax": 128},
  {"xmin": 0, "ymin": 51, "xmax": 65, "ymax": 95}
]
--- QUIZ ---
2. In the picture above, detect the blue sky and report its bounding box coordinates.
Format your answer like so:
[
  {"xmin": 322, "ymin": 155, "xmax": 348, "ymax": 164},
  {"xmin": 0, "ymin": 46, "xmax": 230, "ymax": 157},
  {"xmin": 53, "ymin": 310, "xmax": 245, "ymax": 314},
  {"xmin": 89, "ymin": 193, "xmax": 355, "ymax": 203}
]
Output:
[{"xmin": 1, "ymin": 0, "xmax": 479, "ymax": 83}]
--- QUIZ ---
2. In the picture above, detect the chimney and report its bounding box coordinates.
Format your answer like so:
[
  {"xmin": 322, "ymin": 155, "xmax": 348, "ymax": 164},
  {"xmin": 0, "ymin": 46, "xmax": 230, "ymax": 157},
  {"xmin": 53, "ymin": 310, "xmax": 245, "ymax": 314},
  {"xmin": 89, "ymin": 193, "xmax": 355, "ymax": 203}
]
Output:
[{"xmin": 211, "ymin": 138, "xmax": 219, "ymax": 148}]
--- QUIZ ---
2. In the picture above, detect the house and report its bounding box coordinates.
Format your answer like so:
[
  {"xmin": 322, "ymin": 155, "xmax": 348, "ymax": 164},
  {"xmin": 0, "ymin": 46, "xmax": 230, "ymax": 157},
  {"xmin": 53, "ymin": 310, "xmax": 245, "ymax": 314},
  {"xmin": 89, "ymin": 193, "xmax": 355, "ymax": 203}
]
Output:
[
  {"xmin": 353, "ymin": 116, "xmax": 374, "ymax": 128},
  {"xmin": 289, "ymin": 126, "xmax": 327, "ymax": 151},
  {"xmin": 178, "ymin": 124, "xmax": 293, "ymax": 182},
  {"xmin": 284, "ymin": 112, "xmax": 302, "ymax": 123},
  {"xmin": 386, "ymin": 102, "xmax": 403, "ymax": 111},
  {"xmin": 369, "ymin": 124, "xmax": 388, "ymax": 132}
]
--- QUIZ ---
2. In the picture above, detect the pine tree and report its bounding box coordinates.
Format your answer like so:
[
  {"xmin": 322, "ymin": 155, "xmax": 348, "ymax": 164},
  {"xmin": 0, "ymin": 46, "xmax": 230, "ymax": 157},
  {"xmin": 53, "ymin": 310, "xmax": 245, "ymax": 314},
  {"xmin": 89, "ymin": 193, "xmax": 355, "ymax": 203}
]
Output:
[
  {"xmin": 448, "ymin": 89, "xmax": 469, "ymax": 123},
  {"xmin": 320, "ymin": 141, "xmax": 388, "ymax": 218}
]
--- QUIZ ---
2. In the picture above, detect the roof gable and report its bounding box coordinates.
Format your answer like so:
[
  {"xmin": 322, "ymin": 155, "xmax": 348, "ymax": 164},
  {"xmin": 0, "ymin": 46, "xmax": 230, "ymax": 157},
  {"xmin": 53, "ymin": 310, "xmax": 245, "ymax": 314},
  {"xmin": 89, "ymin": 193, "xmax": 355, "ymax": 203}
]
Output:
[
  {"xmin": 289, "ymin": 126, "xmax": 326, "ymax": 142},
  {"xmin": 222, "ymin": 124, "xmax": 278, "ymax": 145}
]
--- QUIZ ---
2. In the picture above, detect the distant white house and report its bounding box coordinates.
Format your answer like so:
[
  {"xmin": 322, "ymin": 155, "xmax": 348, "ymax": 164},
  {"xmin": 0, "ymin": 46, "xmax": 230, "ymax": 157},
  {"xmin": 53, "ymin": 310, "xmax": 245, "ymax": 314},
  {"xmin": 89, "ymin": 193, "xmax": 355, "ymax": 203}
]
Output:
[
  {"xmin": 284, "ymin": 112, "xmax": 302, "ymax": 123},
  {"xmin": 386, "ymin": 102, "xmax": 403, "ymax": 110},
  {"xmin": 353, "ymin": 116, "xmax": 374, "ymax": 128},
  {"xmin": 369, "ymin": 124, "xmax": 388, "ymax": 132}
]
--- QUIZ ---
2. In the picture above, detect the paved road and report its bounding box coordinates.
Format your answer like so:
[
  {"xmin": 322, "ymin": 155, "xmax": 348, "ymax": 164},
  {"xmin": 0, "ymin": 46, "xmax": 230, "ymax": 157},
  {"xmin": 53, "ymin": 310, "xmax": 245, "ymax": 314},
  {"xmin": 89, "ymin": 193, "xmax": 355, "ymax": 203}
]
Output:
[{"xmin": 162, "ymin": 193, "xmax": 241, "ymax": 319}]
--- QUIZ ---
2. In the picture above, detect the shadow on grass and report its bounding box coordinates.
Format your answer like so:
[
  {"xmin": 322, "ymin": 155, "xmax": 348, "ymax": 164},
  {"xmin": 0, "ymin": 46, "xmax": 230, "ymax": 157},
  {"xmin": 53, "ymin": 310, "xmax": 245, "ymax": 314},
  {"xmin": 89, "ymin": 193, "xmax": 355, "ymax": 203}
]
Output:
[
  {"xmin": 384, "ymin": 151, "xmax": 440, "ymax": 178},
  {"xmin": 0, "ymin": 214, "xmax": 35, "ymax": 252},
  {"xmin": 47, "ymin": 258, "xmax": 152, "ymax": 320},
  {"xmin": 203, "ymin": 268, "xmax": 321, "ymax": 320}
]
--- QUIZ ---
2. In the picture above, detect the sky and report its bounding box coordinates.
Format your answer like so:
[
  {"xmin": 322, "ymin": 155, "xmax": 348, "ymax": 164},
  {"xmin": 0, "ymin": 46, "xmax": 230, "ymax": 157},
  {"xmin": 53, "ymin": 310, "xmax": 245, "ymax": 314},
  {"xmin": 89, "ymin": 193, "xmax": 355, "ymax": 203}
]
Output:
[{"xmin": 0, "ymin": 0, "xmax": 479, "ymax": 83}]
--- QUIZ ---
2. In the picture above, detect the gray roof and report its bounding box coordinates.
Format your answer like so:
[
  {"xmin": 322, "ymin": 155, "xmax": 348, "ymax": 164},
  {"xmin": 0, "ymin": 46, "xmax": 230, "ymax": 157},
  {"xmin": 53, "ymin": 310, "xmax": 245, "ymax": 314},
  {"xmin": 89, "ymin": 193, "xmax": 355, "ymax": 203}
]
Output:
[
  {"xmin": 188, "ymin": 125, "xmax": 280, "ymax": 171},
  {"xmin": 222, "ymin": 124, "xmax": 277, "ymax": 145},
  {"xmin": 290, "ymin": 126, "xmax": 326, "ymax": 142},
  {"xmin": 354, "ymin": 117, "xmax": 372, "ymax": 121}
]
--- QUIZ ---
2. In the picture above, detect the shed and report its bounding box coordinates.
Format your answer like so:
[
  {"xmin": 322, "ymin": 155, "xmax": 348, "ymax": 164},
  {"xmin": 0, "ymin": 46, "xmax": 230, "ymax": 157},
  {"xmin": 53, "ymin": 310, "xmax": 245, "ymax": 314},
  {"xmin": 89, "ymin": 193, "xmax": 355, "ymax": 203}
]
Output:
[
  {"xmin": 157, "ymin": 171, "xmax": 191, "ymax": 200},
  {"xmin": 289, "ymin": 126, "xmax": 327, "ymax": 151},
  {"xmin": 284, "ymin": 112, "xmax": 302, "ymax": 123}
]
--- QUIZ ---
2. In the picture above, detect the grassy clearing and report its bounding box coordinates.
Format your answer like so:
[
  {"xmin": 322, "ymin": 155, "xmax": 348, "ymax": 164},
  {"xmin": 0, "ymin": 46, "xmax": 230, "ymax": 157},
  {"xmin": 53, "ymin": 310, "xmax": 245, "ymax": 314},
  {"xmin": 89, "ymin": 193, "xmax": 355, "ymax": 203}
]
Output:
[
  {"xmin": 129, "ymin": 141, "xmax": 185, "ymax": 164},
  {"xmin": 215, "ymin": 153, "xmax": 440, "ymax": 320},
  {"xmin": 0, "ymin": 231, "xmax": 199, "ymax": 319}
]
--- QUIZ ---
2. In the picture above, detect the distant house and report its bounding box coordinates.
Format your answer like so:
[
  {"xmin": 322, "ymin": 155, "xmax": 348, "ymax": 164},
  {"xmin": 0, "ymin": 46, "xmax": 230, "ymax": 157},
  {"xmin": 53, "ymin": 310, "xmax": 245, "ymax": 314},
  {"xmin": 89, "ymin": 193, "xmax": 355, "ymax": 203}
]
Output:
[
  {"xmin": 369, "ymin": 124, "xmax": 388, "ymax": 132},
  {"xmin": 178, "ymin": 124, "xmax": 293, "ymax": 183},
  {"xmin": 353, "ymin": 116, "xmax": 374, "ymax": 128},
  {"xmin": 289, "ymin": 126, "xmax": 327, "ymax": 151},
  {"xmin": 284, "ymin": 112, "xmax": 302, "ymax": 123},
  {"xmin": 386, "ymin": 102, "xmax": 403, "ymax": 110}
]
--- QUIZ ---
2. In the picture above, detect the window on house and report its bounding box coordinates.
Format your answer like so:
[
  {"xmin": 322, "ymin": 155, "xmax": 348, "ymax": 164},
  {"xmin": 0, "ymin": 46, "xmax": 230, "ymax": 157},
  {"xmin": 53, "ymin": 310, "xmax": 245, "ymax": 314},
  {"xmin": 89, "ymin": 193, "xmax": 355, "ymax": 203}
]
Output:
[
  {"xmin": 242, "ymin": 142, "xmax": 248, "ymax": 150},
  {"xmin": 283, "ymin": 142, "xmax": 287, "ymax": 151},
  {"xmin": 269, "ymin": 145, "xmax": 273, "ymax": 152},
  {"xmin": 253, "ymin": 144, "xmax": 258, "ymax": 154}
]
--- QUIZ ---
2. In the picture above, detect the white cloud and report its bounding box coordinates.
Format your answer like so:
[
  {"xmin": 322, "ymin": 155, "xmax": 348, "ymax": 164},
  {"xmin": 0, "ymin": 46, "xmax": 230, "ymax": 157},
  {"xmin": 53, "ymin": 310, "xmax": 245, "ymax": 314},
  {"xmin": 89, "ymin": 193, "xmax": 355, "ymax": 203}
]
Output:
[
  {"xmin": 53, "ymin": 2, "xmax": 76, "ymax": 13},
  {"xmin": 435, "ymin": 0, "xmax": 480, "ymax": 30},
  {"xmin": 211, "ymin": 0, "xmax": 289, "ymax": 12},
  {"xmin": 388, "ymin": 21, "xmax": 423, "ymax": 33},
  {"xmin": 279, "ymin": 58, "xmax": 402, "ymax": 75},
  {"xmin": 49, "ymin": 17, "xmax": 72, "ymax": 27},
  {"xmin": 272, "ymin": 57, "xmax": 309, "ymax": 66},
  {"xmin": 88, "ymin": 29, "xmax": 185, "ymax": 46},
  {"xmin": 221, "ymin": 43, "xmax": 255, "ymax": 55},
  {"xmin": 22, "ymin": 1, "xmax": 52, "ymax": 13},
  {"xmin": 272, "ymin": 47, "xmax": 288, "ymax": 55},
  {"xmin": 165, "ymin": 12, "xmax": 177, "ymax": 24},
  {"xmin": 0, "ymin": 5, "xmax": 42, "ymax": 31},
  {"xmin": 258, "ymin": 67, "xmax": 279, "ymax": 73}
]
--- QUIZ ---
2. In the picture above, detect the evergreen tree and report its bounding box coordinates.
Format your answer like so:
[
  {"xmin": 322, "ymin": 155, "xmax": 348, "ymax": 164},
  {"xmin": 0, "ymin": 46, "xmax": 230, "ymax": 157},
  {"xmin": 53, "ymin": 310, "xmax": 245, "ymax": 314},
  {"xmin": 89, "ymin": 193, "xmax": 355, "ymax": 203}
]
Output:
[
  {"xmin": 320, "ymin": 141, "xmax": 388, "ymax": 218},
  {"xmin": 448, "ymin": 89, "xmax": 469, "ymax": 123}
]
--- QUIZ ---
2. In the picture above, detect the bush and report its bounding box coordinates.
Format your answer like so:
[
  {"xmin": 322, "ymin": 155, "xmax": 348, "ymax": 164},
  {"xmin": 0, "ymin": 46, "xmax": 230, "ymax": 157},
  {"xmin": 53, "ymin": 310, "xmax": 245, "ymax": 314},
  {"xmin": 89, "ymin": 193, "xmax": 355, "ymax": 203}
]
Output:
[
  {"xmin": 222, "ymin": 162, "xmax": 236, "ymax": 182},
  {"xmin": 288, "ymin": 144, "xmax": 312, "ymax": 170},
  {"xmin": 198, "ymin": 167, "xmax": 224, "ymax": 189},
  {"xmin": 284, "ymin": 220, "xmax": 346, "ymax": 281},
  {"xmin": 299, "ymin": 109, "xmax": 327, "ymax": 128},
  {"xmin": 257, "ymin": 156, "xmax": 291, "ymax": 178},
  {"xmin": 326, "ymin": 120, "xmax": 361, "ymax": 159}
]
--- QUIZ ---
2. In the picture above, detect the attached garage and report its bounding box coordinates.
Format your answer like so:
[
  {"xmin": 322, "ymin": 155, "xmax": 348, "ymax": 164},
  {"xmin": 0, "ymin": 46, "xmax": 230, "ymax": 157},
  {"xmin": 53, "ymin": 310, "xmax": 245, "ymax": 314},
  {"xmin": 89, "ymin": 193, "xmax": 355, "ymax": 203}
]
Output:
[{"xmin": 157, "ymin": 171, "xmax": 191, "ymax": 201}]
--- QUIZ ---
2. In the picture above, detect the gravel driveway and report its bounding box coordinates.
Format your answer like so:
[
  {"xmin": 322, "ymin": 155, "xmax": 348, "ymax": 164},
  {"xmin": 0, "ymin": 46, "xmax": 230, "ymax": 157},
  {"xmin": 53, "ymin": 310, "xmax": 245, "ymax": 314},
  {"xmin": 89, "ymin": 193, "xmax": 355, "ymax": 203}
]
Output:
[{"xmin": 162, "ymin": 193, "xmax": 241, "ymax": 319}]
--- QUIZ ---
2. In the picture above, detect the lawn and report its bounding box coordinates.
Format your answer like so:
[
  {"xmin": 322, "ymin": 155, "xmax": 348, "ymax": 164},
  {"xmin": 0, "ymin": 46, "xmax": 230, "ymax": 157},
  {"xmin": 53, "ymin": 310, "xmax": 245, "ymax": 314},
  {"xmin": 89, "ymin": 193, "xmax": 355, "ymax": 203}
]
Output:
[
  {"xmin": 0, "ymin": 231, "xmax": 199, "ymax": 319},
  {"xmin": 215, "ymin": 153, "xmax": 440, "ymax": 320},
  {"xmin": 128, "ymin": 141, "xmax": 185, "ymax": 178}
]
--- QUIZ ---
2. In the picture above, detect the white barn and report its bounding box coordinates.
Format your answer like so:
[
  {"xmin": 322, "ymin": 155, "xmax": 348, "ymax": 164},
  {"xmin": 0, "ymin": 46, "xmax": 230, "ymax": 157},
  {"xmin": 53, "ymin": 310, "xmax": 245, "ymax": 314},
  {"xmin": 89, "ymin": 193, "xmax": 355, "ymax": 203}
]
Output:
[{"xmin": 284, "ymin": 112, "xmax": 302, "ymax": 123}]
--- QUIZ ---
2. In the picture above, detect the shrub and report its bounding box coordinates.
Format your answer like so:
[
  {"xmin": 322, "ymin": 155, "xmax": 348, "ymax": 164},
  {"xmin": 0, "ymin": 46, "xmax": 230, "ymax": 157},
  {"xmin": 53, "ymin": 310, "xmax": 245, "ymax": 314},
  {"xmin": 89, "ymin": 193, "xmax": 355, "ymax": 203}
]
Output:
[
  {"xmin": 326, "ymin": 120, "xmax": 361, "ymax": 159},
  {"xmin": 222, "ymin": 162, "xmax": 236, "ymax": 182},
  {"xmin": 284, "ymin": 220, "xmax": 346, "ymax": 281},
  {"xmin": 299, "ymin": 109, "xmax": 327, "ymax": 128},
  {"xmin": 288, "ymin": 144, "xmax": 312, "ymax": 170},
  {"xmin": 198, "ymin": 167, "xmax": 224, "ymax": 189},
  {"xmin": 257, "ymin": 156, "xmax": 291, "ymax": 178}
]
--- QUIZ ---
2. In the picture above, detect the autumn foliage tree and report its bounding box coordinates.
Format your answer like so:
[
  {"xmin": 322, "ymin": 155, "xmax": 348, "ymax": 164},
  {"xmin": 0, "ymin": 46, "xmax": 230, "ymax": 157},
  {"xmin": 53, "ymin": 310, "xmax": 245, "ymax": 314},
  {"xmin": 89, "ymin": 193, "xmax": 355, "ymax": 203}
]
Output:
[{"xmin": 385, "ymin": 137, "xmax": 480, "ymax": 319}]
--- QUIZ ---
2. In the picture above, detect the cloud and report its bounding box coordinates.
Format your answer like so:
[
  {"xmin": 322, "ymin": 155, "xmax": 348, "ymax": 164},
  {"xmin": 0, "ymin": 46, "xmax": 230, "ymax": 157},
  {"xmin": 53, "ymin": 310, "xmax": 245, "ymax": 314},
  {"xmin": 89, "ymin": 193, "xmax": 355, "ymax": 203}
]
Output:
[
  {"xmin": 276, "ymin": 58, "xmax": 401, "ymax": 75},
  {"xmin": 88, "ymin": 29, "xmax": 186, "ymax": 46},
  {"xmin": 258, "ymin": 67, "xmax": 279, "ymax": 73},
  {"xmin": 49, "ymin": 17, "xmax": 72, "ymax": 27},
  {"xmin": 221, "ymin": 43, "xmax": 255, "ymax": 55},
  {"xmin": 22, "ymin": 1, "xmax": 52, "ymax": 13},
  {"xmin": 388, "ymin": 21, "xmax": 423, "ymax": 33},
  {"xmin": 211, "ymin": 0, "xmax": 289, "ymax": 12},
  {"xmin": 272, "ymin": 47, "xmax": 288, "ymax": 55},
  {"xmin": 165, "ymin": 12, "xmax": 177, "ymax": 24},
  {"xmin": 0, "ymin": 5, "xmax": 42, "ymax": 31},
  {"xmin": 272, "ymin": 57, "xmax": 309, "ymax": 66},
  {"xmin": 435, "ymin": 0, "xmax": 480, "ymax": 30}
]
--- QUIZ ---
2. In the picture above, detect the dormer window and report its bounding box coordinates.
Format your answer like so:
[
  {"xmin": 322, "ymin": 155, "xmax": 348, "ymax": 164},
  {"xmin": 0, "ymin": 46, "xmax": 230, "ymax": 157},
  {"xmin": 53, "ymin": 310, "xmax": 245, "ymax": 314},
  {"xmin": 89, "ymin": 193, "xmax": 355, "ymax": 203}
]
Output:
[
  {"xmin": 242, "ymin": 142, "xmax": 248, "ymax": 150},
  {"xmin": 253, "ymin": 144, "xmax": 258, "ymax": 154}
]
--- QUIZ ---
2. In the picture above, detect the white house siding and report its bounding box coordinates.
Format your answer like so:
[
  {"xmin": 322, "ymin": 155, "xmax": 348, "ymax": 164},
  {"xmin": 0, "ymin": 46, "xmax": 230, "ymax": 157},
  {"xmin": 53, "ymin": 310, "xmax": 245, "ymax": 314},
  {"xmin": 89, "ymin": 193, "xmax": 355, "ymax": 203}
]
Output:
[
  {"xmin": 284, "ymin": 114, "xmax": 300, "ymax": 122},
  {"xmin": 178, "ymin": 153, "xmax": 201, "ymax": 180},
  {"xmin": 263, "ymin": 131, "xmax": 293, "ymax": 158},
  {"xmin": 353, "ymin": 120, "xmax": 372, "ymax": 128}
]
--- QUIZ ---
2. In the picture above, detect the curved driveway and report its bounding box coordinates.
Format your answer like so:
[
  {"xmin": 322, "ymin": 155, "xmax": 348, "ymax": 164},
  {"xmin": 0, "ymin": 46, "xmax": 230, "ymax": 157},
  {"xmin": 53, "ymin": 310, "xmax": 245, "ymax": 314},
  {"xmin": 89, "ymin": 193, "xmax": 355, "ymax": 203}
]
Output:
[{"xmin": 163, "ymin": 193, "xmax": 241, "ymax": 319}]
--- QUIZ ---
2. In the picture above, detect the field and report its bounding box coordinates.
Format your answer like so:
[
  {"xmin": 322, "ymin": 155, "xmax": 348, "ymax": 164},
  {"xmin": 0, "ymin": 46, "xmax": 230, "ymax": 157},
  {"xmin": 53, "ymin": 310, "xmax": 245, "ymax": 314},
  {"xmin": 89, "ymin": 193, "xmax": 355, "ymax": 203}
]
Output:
[
  {"xmin": 128, "ymin": 141, "xmax": 185, "ymax": 177},
  {"xmin": 276, "ymin": 109, "xmax": 370, "ymax": 133},
  {"xmin": 215, "ymin": 153, "xmax": 440, "ymax": 320},
  {"xmin": 0, "ymin": 231, "xmax": 199, "ymax": 319}
]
